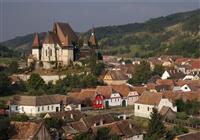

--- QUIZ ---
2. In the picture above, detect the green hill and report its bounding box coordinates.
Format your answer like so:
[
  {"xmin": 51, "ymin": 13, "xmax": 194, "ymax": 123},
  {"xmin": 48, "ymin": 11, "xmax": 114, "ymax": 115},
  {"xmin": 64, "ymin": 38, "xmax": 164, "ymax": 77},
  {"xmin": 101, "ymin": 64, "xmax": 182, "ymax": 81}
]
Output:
[{"xmin": 2, "ymin": 9, "xmax": 200, "ymax": 58}]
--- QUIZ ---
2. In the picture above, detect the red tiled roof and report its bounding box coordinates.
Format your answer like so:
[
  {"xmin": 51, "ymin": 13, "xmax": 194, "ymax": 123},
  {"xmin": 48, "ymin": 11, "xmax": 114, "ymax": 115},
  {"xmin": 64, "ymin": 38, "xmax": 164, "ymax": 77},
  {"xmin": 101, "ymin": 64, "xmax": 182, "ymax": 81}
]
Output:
[
  {"xmin": 135, "ymin": 92, "xmax": 162, "ymax": 105},
  {"xmin": 32, "ymin": 32, "xmax": 40, "ymax": 48}
]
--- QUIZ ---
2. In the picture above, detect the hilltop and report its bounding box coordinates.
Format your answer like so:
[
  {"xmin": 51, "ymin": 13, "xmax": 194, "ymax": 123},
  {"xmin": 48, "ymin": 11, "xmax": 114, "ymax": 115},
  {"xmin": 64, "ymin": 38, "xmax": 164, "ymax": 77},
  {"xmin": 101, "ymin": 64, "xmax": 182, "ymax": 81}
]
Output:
[{"xmin": 1, "ymin": 9, "xmax": 200, "ymax": 58}]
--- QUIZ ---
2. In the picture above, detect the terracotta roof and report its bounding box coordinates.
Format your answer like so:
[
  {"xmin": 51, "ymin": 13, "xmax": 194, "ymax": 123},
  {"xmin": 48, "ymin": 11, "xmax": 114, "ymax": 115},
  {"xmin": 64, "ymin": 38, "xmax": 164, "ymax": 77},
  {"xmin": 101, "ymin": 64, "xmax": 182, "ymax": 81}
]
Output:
[
  {"xmin": 132, "ymin": 86, "xmax": 147, "ymax": 95},
  {"xmin": 67, "ymin": 89, "xmax": 96, "ymax": 103},
  {"xmin": 96, "ymin": 86, "xmax": 113, "ymax": 99},
  {"xmin": 12, "ymin": 94, "xmax": 66, "ymax": 106},
  {"xmin": 88, "ymin": 28, "xmax": 98, "ymax": 46},
  {"xmin": 104, "ymin": 70, "xmax": 129, "ymax": 80},
  {"xmin": 135, "ymin": 92, "xmax": 162, "ymax": 105},
  {"xmin": 116, "ymin": 120, "xmax": 142, "ymax": 137},
  {"xmin": 119, "ymin": 64, "xmax": 135, "ymax": 74},
  {"xmin": 9, "ymin": 121, "xmax": 43, "ymax": 140},
  {"xmin": 91, "ymin": 122, "xmax": 123, "ymax": 136},
  {"xmin": 156, "ymin": 79, "xmax": 174, "ymax": 86},
  {"xmin": 159, "ymin": 106, "xmax": 175, "ymax": 116},
  {"xmin": 162, "ymin": 92, "xmax": 200, "ymax": 102},
  {"xmin": 175, "ymin": 131, "xmax": 200, "ymax": 140},
  {"xmin": 46, "ymin": 110, "xmax": 83, "ymax": 122},
  {"xmin": 81, "ymin": 114, "xmax": 114, "ymax": 128},
  {"xmin": 32, "ymin": 32, "xmax": 40, "ymax": 48},
  {"xmin": 167, "ymin": 70, "xmax": 186, "ymax": 80},
  {"xmin": 53, "ymin": 22, "xmax": 78, "ymax": 46},
  {"xmin": 191, "ymin": 60, "xmax": 200, "ymax": 69},
  {"xmin": 43, "ymin": 31, "xmax": 61, "ymax": 45},
  {"xmin": 111, "ymin": 84, "xmax": 131, "ymax": 97}
]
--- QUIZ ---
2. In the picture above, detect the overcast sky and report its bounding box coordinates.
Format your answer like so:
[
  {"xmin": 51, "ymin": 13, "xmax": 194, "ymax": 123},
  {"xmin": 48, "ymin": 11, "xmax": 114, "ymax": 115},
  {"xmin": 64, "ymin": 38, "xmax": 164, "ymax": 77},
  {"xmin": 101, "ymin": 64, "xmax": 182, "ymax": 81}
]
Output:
[{"xmin": 0, "ymin": 0, "xmax": 199, "ymax": 42}]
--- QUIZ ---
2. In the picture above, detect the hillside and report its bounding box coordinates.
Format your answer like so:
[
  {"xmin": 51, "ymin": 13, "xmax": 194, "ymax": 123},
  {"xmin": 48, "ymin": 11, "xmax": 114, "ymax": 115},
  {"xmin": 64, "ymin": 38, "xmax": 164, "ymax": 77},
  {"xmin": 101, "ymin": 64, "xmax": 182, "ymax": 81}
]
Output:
[{"xmin": 1, "ymin": 9, "xmax": 200, "ymax": 58}]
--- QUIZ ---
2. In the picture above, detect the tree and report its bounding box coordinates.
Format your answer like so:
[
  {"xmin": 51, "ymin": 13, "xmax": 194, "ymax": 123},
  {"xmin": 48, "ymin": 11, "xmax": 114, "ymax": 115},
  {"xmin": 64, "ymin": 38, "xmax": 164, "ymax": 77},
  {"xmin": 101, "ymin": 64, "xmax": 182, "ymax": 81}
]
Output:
[
  {"xmin": 82, "ymin": 74, "xmax": 98, "ymax": 88},
  {"xmin": 44, "ymin": 117, "xmax": 63, "ymax": 129},
  {"xmin": 145, "ymin": 108, "xmax": 166, "ymax": 140},
  {"xmin": 152, "ymin": 64, "xmax": 165, "ymax": 76},
  {"xmin": 10, "ymin": 114, "xmax": 29, "ymax": 122},
  {"xmin": 27, "ymin": 73, "xmax": 45, "ymax": 90},
  {"xmin": 128, "ymin": 61, "xmax": 151, "ymax": 85},
  {"xmin": 8, "ymin": 61, "xmax": 19, "ymax": 74},
  {"xmin": 74, "ymin": 132, "xmax": 93, "ymax": 140},
  {"xmin": 95, "ymin": 127, "xmax": 121, "ymax": 140},
  {"xmin": 89, "ymin": 47, "xmax": 97, "ymax": 75},
  {"xmin": 0, "ymin": 117, "xmax": 10, "ymax": 140},
  {"xmin": 0, "ymin": 73, "xmax": 11, "ymax": 95}
]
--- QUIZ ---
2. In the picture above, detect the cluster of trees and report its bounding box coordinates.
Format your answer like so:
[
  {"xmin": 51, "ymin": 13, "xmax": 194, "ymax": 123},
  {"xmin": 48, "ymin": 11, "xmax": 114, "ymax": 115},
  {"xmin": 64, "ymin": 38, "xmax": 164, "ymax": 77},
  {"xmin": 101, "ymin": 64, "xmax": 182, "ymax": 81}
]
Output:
[
  {"xmin": 74, "ymin": 127, "xmax": 121, "ymax": 140},
  {"xmin": 128, "ymin": 61, "xmax": 164, "ymax": 85},
  {"xmin": 176, "ymin": 99, "xmax": 200, "ymax": 116},
  {"xmin": 145, "ymin": 108, "xmax": 189, "ymax": 140},
  {"xmin": 17, "ymin": 72, "xmax": 100, "ymax": 95}
]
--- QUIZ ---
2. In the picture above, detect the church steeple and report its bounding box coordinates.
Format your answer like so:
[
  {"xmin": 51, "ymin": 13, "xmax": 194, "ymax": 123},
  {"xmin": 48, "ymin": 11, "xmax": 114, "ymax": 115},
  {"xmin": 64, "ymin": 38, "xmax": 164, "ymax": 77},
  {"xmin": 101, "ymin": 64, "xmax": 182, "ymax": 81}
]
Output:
[
  {"xmin": 32, "ymin": 32, "xmax": 40, "ymax": 49},
  {"xmin": 88, "ymin": 27, "xmax": 98, "ymax": 46}
]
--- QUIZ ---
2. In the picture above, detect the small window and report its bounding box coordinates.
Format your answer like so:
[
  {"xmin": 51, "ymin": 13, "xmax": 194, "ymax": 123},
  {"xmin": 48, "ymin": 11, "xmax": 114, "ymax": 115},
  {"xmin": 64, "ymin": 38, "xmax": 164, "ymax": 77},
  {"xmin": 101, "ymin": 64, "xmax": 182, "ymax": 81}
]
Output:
[
  {"xmin": 22, "ymin": 107, "xmax": 24, "ymax": 111},
  {"xmin": 42, "ymin": 106, "xmax": 44, "ymax": 111},
  {"xmin": 138, "ymin": 105, "xmax": 140, "ymax": 110},
  {"xmin": 51, "ymin": 106, "xmax": 54, "ymax": 110},
  {"xmin": 38, "ymin": 107, "xmax": 40, "ymax": 112},
  {"xmin": 46, "ymin": 50, "xmax": 48, "ymax": 56},
  {"xmin": 47, "ymin": 106, "xmax": 49, "ymax": 110},
  {"xmin": 147, "ymin": 107, "xmax": 150, "ymax": 111},
  {"xmin": 15, "ymin": 106, "xmax": 18, "ymax": 111}
]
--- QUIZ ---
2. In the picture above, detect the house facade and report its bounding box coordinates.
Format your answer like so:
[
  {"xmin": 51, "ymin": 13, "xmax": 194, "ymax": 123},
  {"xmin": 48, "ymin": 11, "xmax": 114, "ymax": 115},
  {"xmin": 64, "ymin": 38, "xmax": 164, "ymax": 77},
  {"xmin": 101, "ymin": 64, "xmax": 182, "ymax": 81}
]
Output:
[
  {"xmin": 134, "ymin": 92, "xmax": 177, "ymax": 118},
  {"xmin": 10, "ymin": 94, "xmax": 66, "ymax": 116}
]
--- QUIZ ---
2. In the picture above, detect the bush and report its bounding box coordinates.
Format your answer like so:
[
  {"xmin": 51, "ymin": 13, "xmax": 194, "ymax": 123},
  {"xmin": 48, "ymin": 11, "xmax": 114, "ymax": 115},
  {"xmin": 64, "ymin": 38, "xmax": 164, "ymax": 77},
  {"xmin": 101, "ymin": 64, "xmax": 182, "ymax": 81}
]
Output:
[
  {"xmin": 177, "ymin": 112, "xmax": 188, "ymax": 120},
  {"xmin": 10, "ymin": 114, "xmax": 29, "ymax": 122}
]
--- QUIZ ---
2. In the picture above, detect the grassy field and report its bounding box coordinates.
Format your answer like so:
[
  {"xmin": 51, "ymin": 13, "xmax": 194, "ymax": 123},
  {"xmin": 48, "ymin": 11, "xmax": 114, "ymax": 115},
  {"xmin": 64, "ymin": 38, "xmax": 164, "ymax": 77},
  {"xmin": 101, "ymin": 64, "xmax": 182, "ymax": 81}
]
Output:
[{"xmin": 0, "ymin": 57, "xmax": 18, "ymax": 65}]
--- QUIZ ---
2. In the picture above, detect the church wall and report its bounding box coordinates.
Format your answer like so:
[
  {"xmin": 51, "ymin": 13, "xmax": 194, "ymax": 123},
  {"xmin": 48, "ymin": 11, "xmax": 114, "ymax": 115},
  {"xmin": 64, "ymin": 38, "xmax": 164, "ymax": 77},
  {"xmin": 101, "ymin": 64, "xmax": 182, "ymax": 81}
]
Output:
[{"xmin": 32, "ymin": 49, "xmax": 40, "ymax": 60}]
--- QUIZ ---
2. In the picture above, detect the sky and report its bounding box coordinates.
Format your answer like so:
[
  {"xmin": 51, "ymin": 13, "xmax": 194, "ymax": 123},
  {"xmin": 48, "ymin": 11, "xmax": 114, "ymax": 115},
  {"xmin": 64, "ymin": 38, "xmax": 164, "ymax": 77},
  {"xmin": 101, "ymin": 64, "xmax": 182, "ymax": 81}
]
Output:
[{"xmin": 0, "ymin": 0, "xmax": 199, "ymax": 42}]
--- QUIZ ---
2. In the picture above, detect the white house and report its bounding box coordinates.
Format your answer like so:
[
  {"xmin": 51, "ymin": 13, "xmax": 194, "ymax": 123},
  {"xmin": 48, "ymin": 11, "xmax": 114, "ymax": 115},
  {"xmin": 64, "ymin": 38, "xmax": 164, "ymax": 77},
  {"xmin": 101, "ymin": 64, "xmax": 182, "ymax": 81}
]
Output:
[
  {"xmin": 161, "ymin": 70, "xmax": 185, "ymax": 80},
  {"xmin": 105, "ymin": 92, "xmax": 124, "ymax": 107},
  {"xmin": 10, "ymin": 94, "xmax": 66, "ymax": 116},
  {"xmin": 173, "ymin": 84, "xmax": 192, "ymax": 92},
  {"xmin": 96, "ymin": 84, "xmax": 139, "ymax": 108},
  {"xmin": 134, "ymin": 92, "xmax": 177, "ymax": 118}
]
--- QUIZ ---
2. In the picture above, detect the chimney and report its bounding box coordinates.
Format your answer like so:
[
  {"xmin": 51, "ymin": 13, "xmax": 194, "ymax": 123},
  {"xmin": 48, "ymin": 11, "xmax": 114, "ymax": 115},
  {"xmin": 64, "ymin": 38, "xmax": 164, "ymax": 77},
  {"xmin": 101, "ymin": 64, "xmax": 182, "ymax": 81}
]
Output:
[
  {"xmin": 123, "ymin": 115, "xmax": 127, "ymax": 120},
  {"xmin": 129, "ymin": 123, "xmax": 132, "ymax": 129},
  {"xmin": 100, "ymin": 119, "xmax": 104, "ymax": 125},
  {"xmin": 70, "ymin": 114, "xmax": 74, "ymax": 119}
]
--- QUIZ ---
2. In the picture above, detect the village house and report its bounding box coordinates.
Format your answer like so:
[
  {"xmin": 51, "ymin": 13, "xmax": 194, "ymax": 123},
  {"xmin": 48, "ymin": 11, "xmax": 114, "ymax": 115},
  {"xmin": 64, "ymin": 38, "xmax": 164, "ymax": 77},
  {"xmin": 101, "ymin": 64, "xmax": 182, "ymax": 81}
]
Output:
[
  {"xmin": 62, "ymin": 114, "xmax": 143, "ymax": 140},
  {"xmin": 67, "ymin": 84, "xmax": 139, "ymax": 109},
  {"xmin": 134, "ymin": 92, "xmax": 177, "ymax": 118},
  {"xmin": 91, "ymin": 120, "xmax": 143, "ymax": 140},
  {"xmin": 175, "ymin": 58, "xmax": 200, "ymax": 74},
  {"xmin": 103, "ymin": 70, "xmax": 129, "ymax": 85},
  {"xmin": 10, "ymin": 94, "xmax": 66, "ymax": 116},
  {"xmin": 161, "ymin": 70, "xmax": 185, "ymax": 80},
  {"xmin": 9, "ymin": 121, "xmax": 51, "ymax": 140},
  {"xmin": 44, "ymin": 110, "xmax": 84, "ymax": 123}
]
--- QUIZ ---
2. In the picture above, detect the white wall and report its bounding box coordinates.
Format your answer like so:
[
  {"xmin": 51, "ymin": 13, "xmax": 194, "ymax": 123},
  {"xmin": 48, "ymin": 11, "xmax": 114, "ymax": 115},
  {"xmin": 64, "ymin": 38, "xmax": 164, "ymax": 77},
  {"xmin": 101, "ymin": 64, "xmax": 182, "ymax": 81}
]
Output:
[
  {"xmin": 10, "ymin": 104, "xmax": 60, "ymax": 116},
  {"xmin": 134, "ymin": 103, "xmax": 155, "ymax": 118},
  {"xmin": 158, "ymin": 99, "xmax": 177, "ymax": 112},
  {"xmin": 123, "ymin": 134, "xmax": 143, "ymax": 140},
  {"xmin": 32, "ymin": 49, "xmax": 40, "ymax": 60},
  {"xmin": 108, "ymin": 93, "xmax": 123, "ymax": 107},
  {"xmin": 161, "ymin": 71, "xmax": 170, "ymax": 80}
]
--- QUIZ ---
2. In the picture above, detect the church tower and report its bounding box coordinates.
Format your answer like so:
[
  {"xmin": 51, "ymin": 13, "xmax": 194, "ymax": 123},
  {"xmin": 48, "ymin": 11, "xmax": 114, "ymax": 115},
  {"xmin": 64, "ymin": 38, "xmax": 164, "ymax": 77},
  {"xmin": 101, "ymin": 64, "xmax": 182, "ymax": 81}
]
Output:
[
  {"xmin": 32, "ymin": 32, "xmax": 41, "ymax": 60},
  {"xmin": 88, "ymin": 27, "xmax": 98, "ymax": 47}
]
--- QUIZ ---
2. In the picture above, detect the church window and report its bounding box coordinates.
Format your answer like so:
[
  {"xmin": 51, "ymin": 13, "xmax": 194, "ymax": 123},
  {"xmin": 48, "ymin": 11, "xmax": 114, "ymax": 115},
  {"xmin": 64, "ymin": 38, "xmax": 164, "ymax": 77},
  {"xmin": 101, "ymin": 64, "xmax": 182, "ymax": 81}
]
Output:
[
  {"xmin": 49, "ymin": 49, "xmax": 52, "ymax": 56},
  {"xmin": 46, "ymin": 50, "xmax": 48, "ymax": 56}
]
